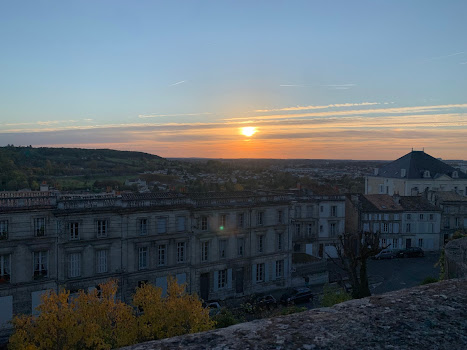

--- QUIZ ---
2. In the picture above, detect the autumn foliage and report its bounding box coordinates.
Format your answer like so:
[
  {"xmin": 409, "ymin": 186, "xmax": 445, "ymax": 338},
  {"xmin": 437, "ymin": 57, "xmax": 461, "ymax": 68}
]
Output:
[{"xmin": 9, "ymin": 277, "xmax": 214, "ymax": 350}]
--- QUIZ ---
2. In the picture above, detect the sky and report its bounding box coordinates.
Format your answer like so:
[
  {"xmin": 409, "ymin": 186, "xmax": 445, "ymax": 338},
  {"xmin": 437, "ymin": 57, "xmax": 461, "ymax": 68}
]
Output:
[{"xmin": 1, "ymin": 0, "xmax": 466, "ymax": 160}]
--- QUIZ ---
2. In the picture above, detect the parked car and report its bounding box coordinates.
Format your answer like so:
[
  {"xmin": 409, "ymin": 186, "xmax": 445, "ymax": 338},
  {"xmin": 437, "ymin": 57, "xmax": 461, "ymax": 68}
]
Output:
[
  {"xmin": 202, "ymin": 301, "xmax": 222, "ymax": 316},
  {"xmin": 372, "ymin": 250, "xmax": 395, "ymax": 260},
  {"xmin": 396, "ymin": 247, "xmax": 424, "ymax": 258},
  {"xmin": 281, "ymin": 287, "xmax": 314, "ymax": 305},
  {"xmin": 256, "ymin": 295, "xmax": 277, "ymax": 309}
]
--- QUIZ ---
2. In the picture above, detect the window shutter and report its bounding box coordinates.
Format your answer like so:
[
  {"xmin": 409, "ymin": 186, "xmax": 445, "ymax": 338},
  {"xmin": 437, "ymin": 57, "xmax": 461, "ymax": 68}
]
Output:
[
  {"xmin": 271, "ymin": 262, "xmax": 277, "ymax": 281},
  {"xmin": 213, "ymin": 271, "xmax": 219, "ymax": 292},
  {"xmin": 284, "ymin": 258, "xmax": 289, "ymax": 280},
  {"xmin": 252, "ymin": 264, "xmax": 257, "ymax": 284},
  {"xmin": 227, "ymin": 269, "xmax": 232, "ymax": 289},
  {"xmin": 264, "ymin": 262, "xmax": 270, "ymax": 282}
]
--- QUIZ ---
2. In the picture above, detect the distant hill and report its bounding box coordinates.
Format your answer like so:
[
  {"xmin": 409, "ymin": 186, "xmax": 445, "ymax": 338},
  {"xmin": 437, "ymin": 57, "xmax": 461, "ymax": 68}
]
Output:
[{"xmin": 0, "ymin": 146, "xmax": 167, "ymax": 191}]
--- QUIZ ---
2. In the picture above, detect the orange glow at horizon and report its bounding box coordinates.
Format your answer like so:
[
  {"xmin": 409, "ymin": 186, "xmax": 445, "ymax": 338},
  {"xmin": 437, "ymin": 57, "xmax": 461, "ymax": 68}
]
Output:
[{"xmin": 240, "ymin": 126, "xmax": 257, "ymax": 137}]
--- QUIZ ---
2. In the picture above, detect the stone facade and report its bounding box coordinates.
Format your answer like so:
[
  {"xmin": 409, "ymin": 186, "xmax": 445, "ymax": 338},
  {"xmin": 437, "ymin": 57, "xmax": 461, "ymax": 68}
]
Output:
[{"xmin": 0, "ymin": 190, "xmax": 342, "ymax": 340}]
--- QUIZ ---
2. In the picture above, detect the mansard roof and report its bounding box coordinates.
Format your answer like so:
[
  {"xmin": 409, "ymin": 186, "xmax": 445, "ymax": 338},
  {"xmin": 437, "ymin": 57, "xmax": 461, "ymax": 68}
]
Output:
[{"xmin": 375, "ymin": 151, "xmax": 467, "ymax": 179}]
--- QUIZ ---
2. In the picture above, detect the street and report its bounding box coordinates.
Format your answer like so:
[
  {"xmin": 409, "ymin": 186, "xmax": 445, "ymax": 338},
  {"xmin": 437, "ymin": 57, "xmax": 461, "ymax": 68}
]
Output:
[{"xmin": 367, "ymin": 252, "xmax": 441, "ymax": 295}]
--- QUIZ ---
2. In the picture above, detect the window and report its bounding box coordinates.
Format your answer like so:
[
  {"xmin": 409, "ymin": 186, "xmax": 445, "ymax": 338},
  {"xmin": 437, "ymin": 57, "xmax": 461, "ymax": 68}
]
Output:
[
  {"xmin": 406, "ymin": 214, "xmax": 411, "ymax": 220},
  {"xmin": 257, "ymin": 212, "xmax": 264, "ymax": 226},
  {"xmin": 419, "ymin": 214, "xmax": 424, "ymax": 220},
  {"xmin": 139, "ymin": 219, "xmax": 148, "ymax": 236},
  {"xmin": 201, "ymin": 216, "xmax": 208, "ymax": 231},
  {"xmin": 237, "ymin": 213, "xmax": 244, "ymax": 228},
  {"xmin": 69, "ymin": 222, "xmax": 79, "ymax": 240},
  {"xmin": 319, "ymin": 225, "xmax": 323, "ymax": 233},
  {"xmin": 219, "ymin": 239, "xmax": 227, "ymax": 259},
  {"xmin": 255, "ymin": 263, "xmax": 265, "ymax": 282},
  {"xmin": 138, "ymin": 247, "xmax": 148, "ymax": 270},
  {"xmin": 423, "ymin": 170, "xmax": 430, "ymax": 178},
  {"xmin": 381, "ymin": 238, "xmax": 387, "ymax": 246},
  {"xmin": 394, "ymin": 214, "xmax": 400, "ymax": 220},
  {"xmin": 295, "ymin": 223, "xmax": 301, "ymax": 236},
  {"xmin": 68, "ymin": 253, "xmax": 81, "ymax": 278},
  {"xmin": 33, "ymin": 251, "xmax": 48, "ymax": 278},
  {"xmin": 158, "ymin": 244, "xmax": 166, "ymax": 266},
  {"xmin": 330, "ymin": 223, "xmax": 336, "ymax": 235},
  {"xmin": 177, "ymin": 242, "xmax": 186, "ymax": 263},
  {"xmin": 0, "ymin": 254, "xmax": 10, "ymax": 282},
  {"xmin": 455, "ymin": 217, "xmax": 460, "ymax": 228},
  {"xmin": 307, "ymin": 224, "xmax": 313, "ymax": 236},
  {"xmin": 0, "ymin": 220, "xmax": 8, "ymax": 240},
  {"xmin": 320, "ymin": 206, "xmax": 324, "ymax": 213},
  {"xmin": 384, "ymin": 214, "xmax": 389, "ymax": 221},
  {"xmin": 277, "ymin": 233, "xmax": 283, "ymax": 251},
  {"xmin": 237, "ymin": 237, "xmax": 244, "ymax": 257},
  {"xmin": 218, "ymin": 269, "xmax": 227, "ymax": 289},
  {"xmin": 257, "ymin": 235, "xmax": 264, "ymax": 253},
  {"xmin": 443, "ymin": 217, "xmax": 450, "ymax": 229},
  {"xmin": 96, "ymin": 250, "xmax": 107, "ymax": 273},
  {"xmin": 429, "ymin": 214, "xmax": 434, "ymax": 221},
  {"xmin": 379, "ymin": 184, "xmax": 384, "ymax": 194},
  {"xmin": 275, "ymin": 260, "xmax": 284, "ymax": 279},
  {"xmin": 331, "ymin": 206, "xmax": 337, "ymax": 217},
  {"xmin": 201, "ymin": 241, "xmax": 209, "ymax": 262},
  {"xmin": 392, "ymin": 238, "xmax": 398, "ymax": 249},
  {"xmin": 418, "ymin": 238, "xmax": 423, "ymax": 248},
  {"xmin": 97, "ymin": 220, "xmax": 107, "ymax": 238},
  {"xmin": 406, "ymin": 223, "xmax": 411, "ymax": 233},
  {"xmin": 306, "ymin": 205, "xmax": 313, "ymax": 218},
  {"xmin": 176, "ymin": 216, "xmax": 186, "ymax": 232},
  {"xmin": 157, "ymin": 217, "xmax": 167, "ymax": 234},
  {"xmin": 35, "ymin": 218, "xmax": 46, "ymax": 236},
  {"xmin": 382, "ymin": 223, "xmax": 389, "ymax": 233},
  {"xmin": 219, "ymin": 214, "xmax": 227, "ymax": 229},
  {"xmin": 277, "ymin": 210, "xmax": 283, "ymax": 224},
  {"xmin": 295, "ymin": 206, "xmax": 301, "ymax": 218}
]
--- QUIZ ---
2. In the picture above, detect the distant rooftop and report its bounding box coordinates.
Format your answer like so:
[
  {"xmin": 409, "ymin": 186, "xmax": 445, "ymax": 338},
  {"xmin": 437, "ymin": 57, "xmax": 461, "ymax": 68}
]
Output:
[{"xmin": 375, "ymin": 150, "xmax": 467, "ymax": 179}]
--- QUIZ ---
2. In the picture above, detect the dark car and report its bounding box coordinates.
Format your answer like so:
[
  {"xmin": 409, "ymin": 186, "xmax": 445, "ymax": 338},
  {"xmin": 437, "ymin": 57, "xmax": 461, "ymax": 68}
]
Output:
[
  {"xmin": 281, "ymin": 287, "xmax": 313, "ymax": 305},
  {"xmin": 372, "ymin": 250, "xmax": 395, "ymax": 260},
  {"xmin": 396, "ymin": 247, "xmax": 424, "ymax": 258},
  {"xmin": 256, "ymin": 295, "xmax": 277, "ymax": 309}
]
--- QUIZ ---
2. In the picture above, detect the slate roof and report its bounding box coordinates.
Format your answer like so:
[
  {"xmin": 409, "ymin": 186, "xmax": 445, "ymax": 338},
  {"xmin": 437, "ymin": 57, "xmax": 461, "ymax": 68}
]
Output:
[
  {"xmin": 375, "ymin": 151, "xmax": 467, "ymax": 179},
  {"xmin": 399, "ymin": 196, "xmax": 440, "ymax": 212},
  {"xmin": 431, "ymin": 191, "xmax": 467, "ymax": 203},
  {"xmin": 362, "ymin": 194, "xmax": 403, "ymax": 212}
]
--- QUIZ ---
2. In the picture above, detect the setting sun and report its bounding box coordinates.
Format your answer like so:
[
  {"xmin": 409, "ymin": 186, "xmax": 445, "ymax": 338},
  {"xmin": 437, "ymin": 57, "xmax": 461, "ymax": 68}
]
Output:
[{"xmin": 240, "ymin": 127, "xmax": 257, "ymax": 137}]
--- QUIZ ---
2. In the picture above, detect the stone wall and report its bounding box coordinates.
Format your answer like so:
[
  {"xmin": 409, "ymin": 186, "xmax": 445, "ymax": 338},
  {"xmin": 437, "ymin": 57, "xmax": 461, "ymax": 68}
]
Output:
[
  {"xmin": 121, "ymin": 278, "xmax": 467, "ymax": 350},
  {"xmin": 445, "ymin": 237, "xmax": 467, "ymax": 279}
]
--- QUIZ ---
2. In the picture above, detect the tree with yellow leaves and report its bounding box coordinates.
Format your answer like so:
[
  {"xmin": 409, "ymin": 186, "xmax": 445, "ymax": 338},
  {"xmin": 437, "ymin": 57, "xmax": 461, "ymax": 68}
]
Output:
[
  {"xmin": 9, "ymin": 277, "xmax": 214, "ymax": 349},
  {"xmin": 9, "ymin": 279, "xmax": 137, "ymax": 350},
  {"xmin": 133, "ymin": 276, "xmax": 214, "ymax": 341}
]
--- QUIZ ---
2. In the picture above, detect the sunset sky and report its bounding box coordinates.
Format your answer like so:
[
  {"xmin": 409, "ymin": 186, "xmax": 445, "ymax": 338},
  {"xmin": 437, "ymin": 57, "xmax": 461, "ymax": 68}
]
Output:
[{"xmin": 1, "ymin": 1, "xmax": 466, "ymax": 160}]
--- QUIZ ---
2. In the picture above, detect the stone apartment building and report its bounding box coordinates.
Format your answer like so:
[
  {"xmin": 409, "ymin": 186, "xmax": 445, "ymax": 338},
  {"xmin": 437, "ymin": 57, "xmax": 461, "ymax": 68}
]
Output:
[
  {"xmin": 0, "ymin": 190, "xmax": 297, "ymax": 339},
  {"xmin": 291, "ymin": 194, "xmax": 346, "ymax": 259},
  {"xmin": 427, "ymin": 190, "xmax": 467, "ymax": 242},
  {"xmin": 365, "ymin": 150, "xmax": 467, "ymax": 196},
  {"xmin": 346, "ymin": 194, "xmax": 442, "ymax": 251}
]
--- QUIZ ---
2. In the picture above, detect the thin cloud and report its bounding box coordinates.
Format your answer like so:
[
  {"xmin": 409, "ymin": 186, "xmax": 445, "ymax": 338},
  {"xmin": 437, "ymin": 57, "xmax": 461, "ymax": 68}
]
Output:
[
  {"xmin": 254, "ymin": 102, "xmax": 380, "ymax": 113},
  {"xmin": 324, "ymin": 84, "xmax": 356, "ymax": 87},
  {"xmin": 426, "ymin": 51, "xmax": 465, "ymax": 61},
  {"xmin": 460, "ymin": 62, "xmax": 467, "ymax": 65},
  {"xmin": 170, "ymin": 80, "xmax": 186, "ymax": 86},
  {"xmin": 138, "ymin": 112, "xmax": 212, "ymax": 119},
  {"xmin": 279, "ymin": 84, "xmax": 306, "ymax": 87}
]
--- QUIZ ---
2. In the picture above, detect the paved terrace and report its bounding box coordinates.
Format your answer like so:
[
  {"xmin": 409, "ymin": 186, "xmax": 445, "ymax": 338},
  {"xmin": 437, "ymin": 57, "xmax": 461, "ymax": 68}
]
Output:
[{"xmin": 122, "ymin": 278, "xmax": 467, "ymax": 350}]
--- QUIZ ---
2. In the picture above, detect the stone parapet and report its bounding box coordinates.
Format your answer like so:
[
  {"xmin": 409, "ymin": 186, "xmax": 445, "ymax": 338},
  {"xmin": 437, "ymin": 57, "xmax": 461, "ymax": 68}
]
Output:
[
  {"xmin": 121, "ymin": 279, "xmax": 467, "ymax": 350},
  {"xmin": 445, "ymin": 237, "xmax": 467, "ymax": 279}
]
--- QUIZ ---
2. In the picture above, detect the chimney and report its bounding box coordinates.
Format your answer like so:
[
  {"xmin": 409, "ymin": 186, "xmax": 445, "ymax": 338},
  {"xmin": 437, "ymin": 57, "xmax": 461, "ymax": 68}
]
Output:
[
  {"xmin": 374, "ymin": 168, "xmax": 379, "ymax": 176},
  {"xmin": 393, "ymin": 194, "xmax": 400, "ymax": 205}
]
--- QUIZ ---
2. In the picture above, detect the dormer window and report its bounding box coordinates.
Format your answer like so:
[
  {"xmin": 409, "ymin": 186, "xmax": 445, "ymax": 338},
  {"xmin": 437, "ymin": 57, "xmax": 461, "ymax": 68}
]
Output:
[
  {"xmin": 423, "ymin": 170, "xmax": 430, "ymax": 178},
  {"xmin": 452, "ymin": 171, "xmax": 458, "ymax": 179}
]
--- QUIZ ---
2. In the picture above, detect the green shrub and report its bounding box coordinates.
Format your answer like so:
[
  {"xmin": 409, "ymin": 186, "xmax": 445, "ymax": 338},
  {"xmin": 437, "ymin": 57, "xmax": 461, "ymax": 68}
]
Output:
[
  {"xmin": 212, "ymin": 309, "xmax": 244, "ymax": 329},
  {"xmin": 320, "ymin": 284, "xmax": 352, "ymax": 307},
  {"xmin": 420, "ymin": 277, "xmax": 438, "ymax": 285}
]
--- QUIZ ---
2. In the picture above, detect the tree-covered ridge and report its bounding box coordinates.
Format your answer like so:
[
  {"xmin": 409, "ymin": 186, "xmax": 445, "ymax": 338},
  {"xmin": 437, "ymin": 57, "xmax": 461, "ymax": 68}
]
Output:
[{"xmin": 0, "ymin": 146, "xmax": 167, "ymax": 191}]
